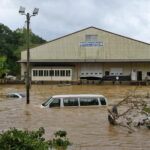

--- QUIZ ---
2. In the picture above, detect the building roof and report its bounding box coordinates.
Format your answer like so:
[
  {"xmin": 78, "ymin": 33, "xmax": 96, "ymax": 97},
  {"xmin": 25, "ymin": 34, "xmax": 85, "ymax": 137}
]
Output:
[{"xmin": 22, "ymin": 26, "xmax": 150, "ymax": 52}]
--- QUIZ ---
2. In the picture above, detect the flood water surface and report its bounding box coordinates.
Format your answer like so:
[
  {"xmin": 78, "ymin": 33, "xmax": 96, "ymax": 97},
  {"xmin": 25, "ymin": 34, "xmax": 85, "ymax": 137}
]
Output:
[{"xmin": 0, "ymin": 84, "xmax": 150, "ymax": 149}]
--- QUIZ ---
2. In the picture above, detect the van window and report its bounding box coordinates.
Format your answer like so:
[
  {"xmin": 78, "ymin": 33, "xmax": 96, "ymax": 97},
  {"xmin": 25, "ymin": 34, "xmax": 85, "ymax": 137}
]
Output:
[
  {"xmin": 50, "ymin": 98, "xmax": 60, "ymax": 107},
  {"xmin": 80, "ymin": 98, "xmax": 99, "ymax": 106},
  {"xmin": 63, "ymin": 98, "xmax": 78, "ymax": 106},
  {"xmin": 100, "ymin": 97, "xmax": 106, "ymax": 105}
]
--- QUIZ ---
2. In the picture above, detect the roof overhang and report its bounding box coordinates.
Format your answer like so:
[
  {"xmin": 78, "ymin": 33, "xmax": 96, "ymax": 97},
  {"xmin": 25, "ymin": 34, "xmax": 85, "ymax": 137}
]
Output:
[{"xmin": 18, "ymin": 59, "xmax": 150, "ymax": 63}]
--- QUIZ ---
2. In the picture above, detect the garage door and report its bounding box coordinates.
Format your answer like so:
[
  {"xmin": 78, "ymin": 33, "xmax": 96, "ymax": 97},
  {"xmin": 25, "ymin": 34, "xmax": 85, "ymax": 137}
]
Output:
[
  {"xmin": 80, "ymin": 63, "xmax": 103, "ymax": 78},
  {"xmin": 110, "ymin": 68, "xmax": 123, "ymax": 76}
]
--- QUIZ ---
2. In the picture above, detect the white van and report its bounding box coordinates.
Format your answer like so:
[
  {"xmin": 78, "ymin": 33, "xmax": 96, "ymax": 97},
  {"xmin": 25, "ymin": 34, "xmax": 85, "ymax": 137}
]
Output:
[{"xmin": 41, "ymin": 94, "xmax": 108, "ymax": 108}]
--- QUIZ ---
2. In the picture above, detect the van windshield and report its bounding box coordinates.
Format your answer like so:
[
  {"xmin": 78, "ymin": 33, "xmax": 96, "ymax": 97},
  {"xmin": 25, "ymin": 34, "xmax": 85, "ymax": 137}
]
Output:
[{"xmin": 42, "ymin": 97, "xmax": 53, "ymax": 107}]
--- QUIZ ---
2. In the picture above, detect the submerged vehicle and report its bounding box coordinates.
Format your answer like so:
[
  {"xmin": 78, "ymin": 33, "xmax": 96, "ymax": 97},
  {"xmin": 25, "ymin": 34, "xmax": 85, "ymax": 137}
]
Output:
[
  {"xmin": 41, "ymin": 94, "xmax": 108, "ymax": 108},
  {"xmin": 8, "ymin": 93, "xmax": 26, "ymax": 98}
]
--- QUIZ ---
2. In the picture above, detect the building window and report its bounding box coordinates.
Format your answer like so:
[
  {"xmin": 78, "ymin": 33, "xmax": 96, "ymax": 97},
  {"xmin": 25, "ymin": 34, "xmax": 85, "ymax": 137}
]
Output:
[
  {"xmin": 44, "ymin": 70, "xmax": 48, "ymax": 76},
  {"xmin": 147, "ymin": 72, "xmax": 150, "ymax": 76},
  {"xmin": 66, "ymin": 70, "xmax": 71, "ymax": 76},
  {"xmin": 39, "ymin": 70, "xmax": 43, "ymax": 76},
  {"xmin": 49, "ymin": 70, "xmax": 54, "ymax": 76},
  {"xmin": 60, "ymin": 70, "xmax": 65, "ymax": 76},
  {"xmin": 33, "ymin": 70, "xmax": 38, "ymax": 76},
  {"xmin": 55, "ymin": 70, "xmax": 59, "ymax": 76},
  {"xmin": 85, "ymin": 35, "xmax": 98, "ymax": 42}
]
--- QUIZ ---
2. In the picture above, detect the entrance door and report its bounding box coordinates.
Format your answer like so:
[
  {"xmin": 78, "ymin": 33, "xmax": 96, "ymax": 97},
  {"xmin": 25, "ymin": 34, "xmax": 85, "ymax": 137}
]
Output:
[{"xmin": 137, "ymin": 71, "xmax": 142, "ymax": 81}]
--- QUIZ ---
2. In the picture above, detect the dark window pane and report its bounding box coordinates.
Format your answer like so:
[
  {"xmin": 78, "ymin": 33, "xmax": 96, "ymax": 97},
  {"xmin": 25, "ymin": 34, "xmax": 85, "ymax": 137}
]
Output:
[
  {"xmin": 44, "ymin": 70, "xmax": 48, "ymax": 76},
  {"xmin": 80, "ymin": 98, "xmax": 99, "ymax": 106},
  {"xmin": 64, "ymin": 98, "xmax": 78, "ymax": 106},
  {"xmin": 147, "ymin": 72, "xmax": 150, "ymax": 76},
  {"xmin": 60, "ymin": 70, "xmax": 65, "ymax": 76},
  {"xmin": 33, "ymin": 70, "xmax": 38, "ymax": 76},
  {"xmin": 49, "ymin": 70, "xmax": 54, "ymax": 76},
  {"xmin": 39, "ymin": 70, "xmax": 43, "ymax": 76},
  {"xmin": 100, "ymin": 97, "xmax": 106, "ymax": 105},
  {"xmin": 50, "ymin": 98, "xmax": 60, "ymax": 107},
  {"xmin": 33, "ymin": 70, "xmax": 36, "ymax": 76},
  {"xmin": 66, "ymin": 70, "xmax": 71, "ymax": 76},
  {"xmin": 55, "ymin": 70, "xmax": 59, "ymax": 76}
]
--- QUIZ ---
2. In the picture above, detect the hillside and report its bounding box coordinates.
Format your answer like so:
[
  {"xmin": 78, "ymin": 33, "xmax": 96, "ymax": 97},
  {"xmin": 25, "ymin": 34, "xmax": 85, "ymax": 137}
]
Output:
[{"xmin": 0, "ymin": 23, "xmax": 46, "ymax": 76}]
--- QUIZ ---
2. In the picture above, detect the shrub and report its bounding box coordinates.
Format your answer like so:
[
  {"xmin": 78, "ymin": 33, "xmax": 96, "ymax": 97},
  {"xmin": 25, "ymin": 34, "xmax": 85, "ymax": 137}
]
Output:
[
  {"xmin": 49, "ymin": 130, "xmax": 71, "ymax": 149},
  {"xmin": 0, "ymin": 128, "xmax": 71, "ymax": 150}
]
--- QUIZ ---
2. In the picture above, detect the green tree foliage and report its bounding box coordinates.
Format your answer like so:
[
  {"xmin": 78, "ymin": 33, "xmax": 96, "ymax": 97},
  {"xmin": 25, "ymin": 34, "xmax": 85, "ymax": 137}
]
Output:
[
  {"xmin": 0, "ymin": 56, "xmax": 10, "ymax": 77},
  {"xmin": 50, "ymin": 130, "xmax": 71, "ymax": 149},
  {"xmin": 0, "ymin": 23, "xmax": 46, "ymax": 76},
  {"xmin": 0, "ymin": 128, "xmax": 71, "ymax": 150}
]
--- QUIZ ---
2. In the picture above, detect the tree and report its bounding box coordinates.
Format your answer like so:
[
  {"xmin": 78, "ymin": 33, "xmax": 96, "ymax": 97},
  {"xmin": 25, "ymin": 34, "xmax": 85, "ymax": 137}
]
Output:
[
  {"xmin": 0, "ymin": 56, "xmax": 9, "ymax": 77},
  {"xmin": 0, "ymin": 23, "xmax": 46, "ymax": 76}
]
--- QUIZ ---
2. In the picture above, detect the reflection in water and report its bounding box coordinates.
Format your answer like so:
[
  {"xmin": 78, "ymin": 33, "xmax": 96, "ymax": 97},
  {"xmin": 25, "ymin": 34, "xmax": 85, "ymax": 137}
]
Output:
[{"xmin": 0, "ymin": 84, "xmax": 150, "ymax": 149}]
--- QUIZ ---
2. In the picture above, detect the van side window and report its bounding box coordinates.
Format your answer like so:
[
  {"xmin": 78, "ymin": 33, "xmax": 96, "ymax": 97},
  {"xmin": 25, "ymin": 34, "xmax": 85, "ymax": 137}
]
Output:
[
  {"xmin": 100, "ymin": 97, "xmax": 106, "ymax": 105},
  {"xmin": 80, "ymin": 98, "xmax": 99, "ymax": 106},
  {"xmin": 50, "ymin": 98, "xmax": 60, "ymax": 107},
  {"xmin": 63, "ymin": 98, "xmax": 78, "ymax": 106}
]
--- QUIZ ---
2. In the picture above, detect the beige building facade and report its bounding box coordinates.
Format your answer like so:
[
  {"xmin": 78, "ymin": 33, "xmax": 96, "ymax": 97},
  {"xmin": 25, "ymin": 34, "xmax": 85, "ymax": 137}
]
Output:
[{"xmin": 19, "ymin": 27, "xmax": 150, "ymax": 82}]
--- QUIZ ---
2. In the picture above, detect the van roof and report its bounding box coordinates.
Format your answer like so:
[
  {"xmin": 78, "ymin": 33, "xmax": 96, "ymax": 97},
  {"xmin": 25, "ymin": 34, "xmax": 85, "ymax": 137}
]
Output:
[{"xmin": 52, "ymin": 94, "xmax": 105, "ymax": 98}]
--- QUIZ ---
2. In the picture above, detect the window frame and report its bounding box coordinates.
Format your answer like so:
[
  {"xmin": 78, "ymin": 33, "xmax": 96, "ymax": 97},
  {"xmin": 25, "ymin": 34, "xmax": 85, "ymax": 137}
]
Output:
[
  {"xmin": 85, "ymin": 35, "xmax": 98, "ymax": 42},
  {"xmin": 49, "ymin": 98, "xmax": 61, "ymax": 107},
  {"xmin": 63, "ymin": 97, "xmax": 79, "ymax": 107},
  {"xmin": 79, "ymin": 97, "xmax": 99, "ymax": 106}
]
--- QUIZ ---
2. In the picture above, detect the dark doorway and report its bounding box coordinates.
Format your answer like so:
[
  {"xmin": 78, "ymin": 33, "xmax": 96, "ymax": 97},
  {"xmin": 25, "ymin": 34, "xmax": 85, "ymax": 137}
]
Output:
[
  {"xmin": 137, "ymin": 71, "xmax": 142, "ymax": 81},
  {"xmin": 105, "ymin": 71, "xmax": 109, "ymax": 76}
]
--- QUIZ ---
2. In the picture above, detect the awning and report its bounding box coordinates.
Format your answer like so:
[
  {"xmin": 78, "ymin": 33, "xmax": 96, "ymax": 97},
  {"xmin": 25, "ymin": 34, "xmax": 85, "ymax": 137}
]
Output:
[{"xmin": 17, "ymin": 59, "xmax": 150, "ymax": 63}]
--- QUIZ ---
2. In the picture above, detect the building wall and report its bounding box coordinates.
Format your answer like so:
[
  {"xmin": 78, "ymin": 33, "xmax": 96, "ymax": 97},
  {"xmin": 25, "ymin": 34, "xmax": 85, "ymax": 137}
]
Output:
[
  {"xmin": 21, "ymin": 27, "xmax": 150, "ymax": 61},
  {"xmin": 21, "ymin": 62, "xmax": 150, "ymax": 81},
  {"xmin": 75, "ymin": 62, "xmax": 150, "ymax": 80},
  {"xmin": 20, "ymin": 27, "xmax": 150, "ymax": 82},
  {"xmin": 21, "ymin": 63, "xmax": 26, "ymax": 80}
]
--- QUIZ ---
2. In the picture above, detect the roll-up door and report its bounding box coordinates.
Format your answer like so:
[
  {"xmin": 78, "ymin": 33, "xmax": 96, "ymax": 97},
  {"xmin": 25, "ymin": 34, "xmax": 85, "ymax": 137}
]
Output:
[
  {"xmin": 110, "ymin": 68, "xmax": 123, "ymax": 76},
  {"xmin": 80, "ymin": 63, "xmax": 103, "ymax": 78}
]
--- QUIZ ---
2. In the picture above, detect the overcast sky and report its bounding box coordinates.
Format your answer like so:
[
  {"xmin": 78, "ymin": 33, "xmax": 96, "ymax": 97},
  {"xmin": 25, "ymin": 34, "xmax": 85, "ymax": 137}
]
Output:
[{"xmin": 0, "ymin": 0, "xmax": 150, "ymax": 43}]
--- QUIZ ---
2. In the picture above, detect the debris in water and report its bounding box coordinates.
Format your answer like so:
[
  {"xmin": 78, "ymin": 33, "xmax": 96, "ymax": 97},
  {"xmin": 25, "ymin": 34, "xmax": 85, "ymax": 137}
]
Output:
[{"xmin": 108, "ymin": 93, "xmax": 150, "ymax": 131}]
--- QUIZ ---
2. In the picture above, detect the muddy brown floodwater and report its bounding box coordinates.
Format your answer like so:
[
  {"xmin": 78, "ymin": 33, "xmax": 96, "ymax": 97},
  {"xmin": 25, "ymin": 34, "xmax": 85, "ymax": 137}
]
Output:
[{"xmin": 0, "ymin": 84, "xmax": 150, "ymax": 149}]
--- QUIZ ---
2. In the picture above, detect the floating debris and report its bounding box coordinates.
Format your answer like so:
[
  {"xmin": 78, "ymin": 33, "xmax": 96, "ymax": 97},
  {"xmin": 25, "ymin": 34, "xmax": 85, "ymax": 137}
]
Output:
[{"xmin": 108, "ymin": 94, "xmax": 150, "ymax": 131}]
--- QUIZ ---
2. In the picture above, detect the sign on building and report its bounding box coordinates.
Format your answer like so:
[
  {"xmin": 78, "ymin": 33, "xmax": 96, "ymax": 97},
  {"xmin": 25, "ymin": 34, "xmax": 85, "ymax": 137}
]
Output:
[{"xmin": 80, "ymin": 42, "xmax": 104, "ymax": 47}]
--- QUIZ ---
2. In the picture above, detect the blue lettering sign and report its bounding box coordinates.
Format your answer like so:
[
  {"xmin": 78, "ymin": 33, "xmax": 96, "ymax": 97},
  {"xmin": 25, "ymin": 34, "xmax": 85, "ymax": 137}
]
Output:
[{"xmin": 80, "ymin": 42, "xmax": 104, "ymax": 47}]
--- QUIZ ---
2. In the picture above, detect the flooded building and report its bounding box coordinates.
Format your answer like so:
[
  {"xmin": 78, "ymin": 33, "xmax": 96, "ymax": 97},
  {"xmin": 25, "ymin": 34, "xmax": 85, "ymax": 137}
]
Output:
[{"xmin": 19, "ymin": 26, "xmax": 150, "ymax": 82}]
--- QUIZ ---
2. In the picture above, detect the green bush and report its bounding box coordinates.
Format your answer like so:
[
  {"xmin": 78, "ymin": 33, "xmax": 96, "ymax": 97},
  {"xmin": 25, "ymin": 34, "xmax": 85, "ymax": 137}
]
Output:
[
  {"xmin": 49, "ymin": 130, "xmax": 71, "ymax": 149},
  {"xmin": 0, "ymin": 128, "xmax": 71, "ymax": 150}
]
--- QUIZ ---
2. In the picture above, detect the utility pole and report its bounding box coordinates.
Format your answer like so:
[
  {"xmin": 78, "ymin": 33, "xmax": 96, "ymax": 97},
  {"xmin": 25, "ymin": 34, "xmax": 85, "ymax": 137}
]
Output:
[
  {"xmin": 26, "ymin": 13, "xmax": 30, "ymax": 104},
  {"xmin": 19, "ymin": 7, "xmax": 39, "ymax": 104}
]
